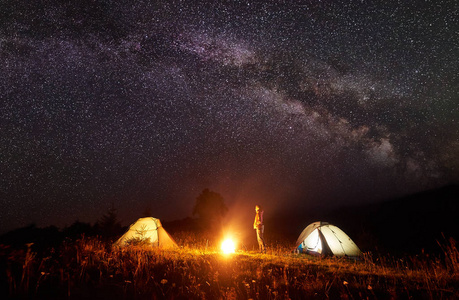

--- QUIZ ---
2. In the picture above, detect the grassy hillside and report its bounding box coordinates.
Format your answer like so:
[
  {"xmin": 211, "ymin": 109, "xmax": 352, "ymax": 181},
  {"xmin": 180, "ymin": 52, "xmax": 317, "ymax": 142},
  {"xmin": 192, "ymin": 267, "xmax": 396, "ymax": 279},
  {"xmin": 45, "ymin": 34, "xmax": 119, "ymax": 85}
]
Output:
[
  {"xmin": 1, "ymin": 185, "xmax": 458, "ymax": 299},
  {"xmin": 1, "ymin": 234, "xmax": 458, "ymax": 299}
]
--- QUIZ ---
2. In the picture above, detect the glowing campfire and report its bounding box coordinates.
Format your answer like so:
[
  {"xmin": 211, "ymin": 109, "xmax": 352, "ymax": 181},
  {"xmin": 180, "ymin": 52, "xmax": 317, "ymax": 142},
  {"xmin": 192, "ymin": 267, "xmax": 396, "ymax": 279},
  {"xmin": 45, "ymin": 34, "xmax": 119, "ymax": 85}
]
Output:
[{"xmin": 221, "ymin": 238, "xmax": 236, "ymax": 254}]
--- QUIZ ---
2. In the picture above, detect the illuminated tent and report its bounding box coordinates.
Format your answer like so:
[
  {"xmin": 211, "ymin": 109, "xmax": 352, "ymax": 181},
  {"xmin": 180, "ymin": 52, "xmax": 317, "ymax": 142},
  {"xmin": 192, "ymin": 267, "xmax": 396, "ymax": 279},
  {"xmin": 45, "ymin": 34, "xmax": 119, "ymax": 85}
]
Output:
[
  {"xmin": 295, "ymin": 221, "xmax": 361, "ymax": 257},
  {"xmin": 114, "ymin": 217, "xmax": 177, "ymax": 248}
]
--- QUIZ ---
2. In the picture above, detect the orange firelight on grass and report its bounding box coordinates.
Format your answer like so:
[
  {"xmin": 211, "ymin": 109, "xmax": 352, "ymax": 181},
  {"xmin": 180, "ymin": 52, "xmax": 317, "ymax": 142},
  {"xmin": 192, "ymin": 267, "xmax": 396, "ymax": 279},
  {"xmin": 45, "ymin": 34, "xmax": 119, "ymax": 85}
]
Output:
[{"xmin": 221, "ymin": 238, "xmax": 236, "ymax": 254}]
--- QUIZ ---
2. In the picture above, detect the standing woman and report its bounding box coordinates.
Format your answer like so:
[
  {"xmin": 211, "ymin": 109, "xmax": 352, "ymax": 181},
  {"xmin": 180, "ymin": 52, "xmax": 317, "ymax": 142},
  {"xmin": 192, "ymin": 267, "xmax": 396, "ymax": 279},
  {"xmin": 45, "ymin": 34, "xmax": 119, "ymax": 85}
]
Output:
[{"xmin": 253, "ymin": 205, "xmax": 266, "ymax": 253}]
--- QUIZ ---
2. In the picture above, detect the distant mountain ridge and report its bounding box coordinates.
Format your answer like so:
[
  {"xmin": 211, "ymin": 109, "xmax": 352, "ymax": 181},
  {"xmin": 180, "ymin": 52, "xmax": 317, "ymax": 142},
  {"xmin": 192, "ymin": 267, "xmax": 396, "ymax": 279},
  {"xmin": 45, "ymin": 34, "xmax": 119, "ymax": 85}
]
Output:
[
  {"xmin": 324, "ymin": 184, "xmax": 459, "ymax": 254},
  {"xmin": 265, "ymin": 184, "xmax": 459, "ymax": 255}
]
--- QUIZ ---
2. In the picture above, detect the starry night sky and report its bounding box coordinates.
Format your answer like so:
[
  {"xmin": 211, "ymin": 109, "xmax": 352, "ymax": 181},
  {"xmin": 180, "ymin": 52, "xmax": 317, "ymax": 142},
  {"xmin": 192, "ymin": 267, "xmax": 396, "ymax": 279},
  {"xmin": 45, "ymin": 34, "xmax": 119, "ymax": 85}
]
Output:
[{"xmin": 1, "ymin": 0, "xmax": 458, "ymax": 233}]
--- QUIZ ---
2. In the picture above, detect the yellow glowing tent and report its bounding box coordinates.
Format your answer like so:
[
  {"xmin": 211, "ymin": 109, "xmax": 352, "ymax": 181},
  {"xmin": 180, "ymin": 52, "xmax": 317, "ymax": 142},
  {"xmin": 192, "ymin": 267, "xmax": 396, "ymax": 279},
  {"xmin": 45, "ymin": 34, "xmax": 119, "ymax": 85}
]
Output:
[
  {"xmin": 114, "ymin": 217, "xmax": 177, "ymax": 248},
  {"xmin": 295, "ymin": 221, "xmax": 361, "ymax": 257}
]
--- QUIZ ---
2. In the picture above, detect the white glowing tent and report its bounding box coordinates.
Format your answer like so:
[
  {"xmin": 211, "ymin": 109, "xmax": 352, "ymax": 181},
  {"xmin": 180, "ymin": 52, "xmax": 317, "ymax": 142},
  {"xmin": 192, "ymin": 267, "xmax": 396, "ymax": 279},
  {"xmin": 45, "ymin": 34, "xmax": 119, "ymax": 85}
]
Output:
[
  {"xmin": 295, "ymin": 222, "xmax": 361, "ymax": 257},
  {"xmin": 114, "ymin": 217, "xmax": 177, "ymax": 248}
]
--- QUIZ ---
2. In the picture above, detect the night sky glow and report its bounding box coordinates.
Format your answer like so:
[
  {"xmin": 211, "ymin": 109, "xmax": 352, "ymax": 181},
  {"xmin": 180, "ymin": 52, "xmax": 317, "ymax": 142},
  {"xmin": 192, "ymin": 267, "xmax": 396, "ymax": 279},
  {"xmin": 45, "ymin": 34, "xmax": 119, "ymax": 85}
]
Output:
[{"xmin": 1, "ymin": 0, "xmax": 458, "ymax": 232}]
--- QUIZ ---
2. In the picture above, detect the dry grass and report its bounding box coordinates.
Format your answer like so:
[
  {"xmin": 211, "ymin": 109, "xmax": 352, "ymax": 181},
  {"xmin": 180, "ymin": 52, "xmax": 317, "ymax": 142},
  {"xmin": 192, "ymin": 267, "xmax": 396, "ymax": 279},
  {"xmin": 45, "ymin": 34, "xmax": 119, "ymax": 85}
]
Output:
[{"xmin": 1, "ymin": 233, "xmax": 458, "ymax": 299}]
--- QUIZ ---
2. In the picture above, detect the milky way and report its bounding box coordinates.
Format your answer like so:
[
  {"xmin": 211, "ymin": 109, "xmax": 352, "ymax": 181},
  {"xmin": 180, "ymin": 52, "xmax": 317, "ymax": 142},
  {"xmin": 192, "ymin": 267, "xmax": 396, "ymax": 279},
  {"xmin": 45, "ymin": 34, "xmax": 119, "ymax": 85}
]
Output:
[{"xmin": 1, "ymin": 0, "xmax": 458, "ymax": 231}]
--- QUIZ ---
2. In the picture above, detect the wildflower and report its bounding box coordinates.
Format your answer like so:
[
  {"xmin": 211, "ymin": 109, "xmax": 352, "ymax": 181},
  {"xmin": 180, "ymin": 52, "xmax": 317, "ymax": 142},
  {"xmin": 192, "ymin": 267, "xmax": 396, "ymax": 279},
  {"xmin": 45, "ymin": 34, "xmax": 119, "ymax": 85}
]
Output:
[
  {"xmin": 343, "ymin": 281, "xmax": 348, "ymax": 285},
  {"xmin": 367, "ymin": 285, "xmax": 372, "ymax": 290},
  {"xmin": 161, "ymin": 279, "xmax": 168, "ymax": 284}
]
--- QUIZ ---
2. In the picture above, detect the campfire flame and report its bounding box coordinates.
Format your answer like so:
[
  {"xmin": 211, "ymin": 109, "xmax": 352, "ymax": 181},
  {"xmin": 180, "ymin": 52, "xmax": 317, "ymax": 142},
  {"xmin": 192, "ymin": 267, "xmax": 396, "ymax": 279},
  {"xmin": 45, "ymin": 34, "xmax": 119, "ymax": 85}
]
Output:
[{"xmin": 221, "ymin": 238, "xmax": 235, "ymax": 254}]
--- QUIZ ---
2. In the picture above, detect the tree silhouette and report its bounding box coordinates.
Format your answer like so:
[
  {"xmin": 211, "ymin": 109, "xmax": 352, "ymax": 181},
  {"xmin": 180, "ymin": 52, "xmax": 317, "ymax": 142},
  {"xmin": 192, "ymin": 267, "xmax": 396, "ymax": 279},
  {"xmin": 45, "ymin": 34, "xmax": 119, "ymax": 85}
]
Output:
[
  {"xmin": 63, "ymin": 221, "xmax": 95, "ymax": 239},
  {"xmin": 97, "ymin": 204, "xmax": 122, "ymax": 240},
  {"xmin": 192, "ymin": 189, "xmax": 228, "ymax": 233}
]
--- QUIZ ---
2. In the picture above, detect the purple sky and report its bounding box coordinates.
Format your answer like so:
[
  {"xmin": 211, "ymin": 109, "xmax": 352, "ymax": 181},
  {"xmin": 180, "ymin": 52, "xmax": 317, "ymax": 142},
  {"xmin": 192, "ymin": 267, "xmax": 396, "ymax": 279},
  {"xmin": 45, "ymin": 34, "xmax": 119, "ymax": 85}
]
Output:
[{"xmin": 1, "ymin": 0, "xmax": 458, "ymax": 233}]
